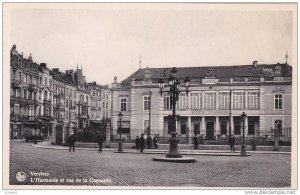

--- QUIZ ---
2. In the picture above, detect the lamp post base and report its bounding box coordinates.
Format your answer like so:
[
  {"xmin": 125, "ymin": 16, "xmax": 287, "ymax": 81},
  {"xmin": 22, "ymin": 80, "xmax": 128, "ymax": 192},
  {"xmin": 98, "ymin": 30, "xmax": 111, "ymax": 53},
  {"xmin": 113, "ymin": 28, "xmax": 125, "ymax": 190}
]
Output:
[
  {"xmin": 241, "ymin": 142, "xmax": 246, "ymax": 156},
  {"xmin": 118, "ymin": 141, "xmax": 123, "ymax": 152},
  {"xmin": 166, "ymin": 132, "xmax": 182, "ymax": 158}
]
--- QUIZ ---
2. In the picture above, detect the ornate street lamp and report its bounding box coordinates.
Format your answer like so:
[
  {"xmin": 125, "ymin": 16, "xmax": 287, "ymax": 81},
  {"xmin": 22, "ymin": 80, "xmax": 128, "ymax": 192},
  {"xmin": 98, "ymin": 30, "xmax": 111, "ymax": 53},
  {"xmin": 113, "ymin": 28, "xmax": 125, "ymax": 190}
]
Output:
[
  {"xmin": 117, "ymin": 112, "xmax": 123, "ymax": 152},
  {"xmin": 158, "ymin": 67, "xmax": 190, "ymax": 158},
  {"xmin": 241, "ymin": 112, "xmax": 247, "ymax": 156}
]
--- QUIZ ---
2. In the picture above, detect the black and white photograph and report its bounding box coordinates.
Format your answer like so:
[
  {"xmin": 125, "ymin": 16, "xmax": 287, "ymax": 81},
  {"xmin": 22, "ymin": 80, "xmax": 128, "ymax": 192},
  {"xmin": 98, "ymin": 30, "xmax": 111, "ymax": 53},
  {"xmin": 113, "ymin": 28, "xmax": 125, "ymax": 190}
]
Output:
[{"xmin": 2, "ymin": 3, "xmax": 297, "ymax": 192}]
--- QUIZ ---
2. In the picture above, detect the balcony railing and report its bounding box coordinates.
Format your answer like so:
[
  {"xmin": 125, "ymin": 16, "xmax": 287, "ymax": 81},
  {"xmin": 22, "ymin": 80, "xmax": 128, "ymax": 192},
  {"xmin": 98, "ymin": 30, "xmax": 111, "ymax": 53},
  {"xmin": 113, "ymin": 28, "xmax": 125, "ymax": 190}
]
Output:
[
  {"xmin": 10, "ymin": 114, "xmax": 37, "ymax": 121},
  {"xmin": 78, "ymin": 101, "xmax": 88, "ymax": 106},
  {"xmin": 69, "ymin": 106, "xmax": 76, "ymax": 110},
  {"xmin": 11, "ymin": 96, "xmax": 38, "ymax": 105},
  {"xmin": 11, "ymin": 79, "xmax": 21, "ymax": 86},
  {"xmin": 43, "ymin": 99, "xmax": 52, "ymax": 105}
]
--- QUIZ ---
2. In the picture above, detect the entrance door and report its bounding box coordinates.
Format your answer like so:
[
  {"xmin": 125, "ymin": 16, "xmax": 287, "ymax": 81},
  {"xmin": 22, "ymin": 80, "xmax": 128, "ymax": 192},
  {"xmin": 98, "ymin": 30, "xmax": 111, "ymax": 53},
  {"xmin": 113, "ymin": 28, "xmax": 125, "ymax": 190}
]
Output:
[
  {"xmin": 194, "ymin": 124, "xmax": 200, "ymax": 135},
  {"xmin": 206, "ymin": 122, "xmax": 214, "ymax": 140}
]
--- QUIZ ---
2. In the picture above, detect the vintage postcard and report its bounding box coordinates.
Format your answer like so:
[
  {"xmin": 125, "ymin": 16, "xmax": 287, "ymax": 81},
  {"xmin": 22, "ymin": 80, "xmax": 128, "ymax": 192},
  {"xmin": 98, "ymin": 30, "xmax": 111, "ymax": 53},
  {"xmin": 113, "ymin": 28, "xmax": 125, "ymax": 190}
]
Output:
[{"xmin": 2, "ymin": 3, "xmax": 298, "ymax": 192}]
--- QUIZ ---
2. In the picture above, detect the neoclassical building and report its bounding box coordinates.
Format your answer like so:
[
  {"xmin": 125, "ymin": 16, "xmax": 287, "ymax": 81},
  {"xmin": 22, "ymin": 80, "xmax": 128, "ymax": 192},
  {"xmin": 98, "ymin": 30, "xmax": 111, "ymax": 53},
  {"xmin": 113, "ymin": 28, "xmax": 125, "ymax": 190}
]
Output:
[{"xmin": 111, "ymin": 62, "xmax": 292, "ymax": 142}]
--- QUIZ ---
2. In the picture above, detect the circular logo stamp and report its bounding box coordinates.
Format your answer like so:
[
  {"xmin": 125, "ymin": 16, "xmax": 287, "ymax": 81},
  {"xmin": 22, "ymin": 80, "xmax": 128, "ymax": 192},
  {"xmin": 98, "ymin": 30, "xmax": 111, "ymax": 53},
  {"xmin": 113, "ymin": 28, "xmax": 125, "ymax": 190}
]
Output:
[{"xmin": 16, "ymin": 171, "xmax": 26, "ymax": 182}]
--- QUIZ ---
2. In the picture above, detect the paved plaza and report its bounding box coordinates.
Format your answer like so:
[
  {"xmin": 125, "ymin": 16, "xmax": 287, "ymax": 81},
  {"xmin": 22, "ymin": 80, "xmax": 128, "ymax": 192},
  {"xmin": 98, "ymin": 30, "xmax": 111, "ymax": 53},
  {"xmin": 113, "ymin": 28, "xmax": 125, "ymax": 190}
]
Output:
[{"xmin": 9, "ymin": 141, "xmax": 291, "ymax": 188}]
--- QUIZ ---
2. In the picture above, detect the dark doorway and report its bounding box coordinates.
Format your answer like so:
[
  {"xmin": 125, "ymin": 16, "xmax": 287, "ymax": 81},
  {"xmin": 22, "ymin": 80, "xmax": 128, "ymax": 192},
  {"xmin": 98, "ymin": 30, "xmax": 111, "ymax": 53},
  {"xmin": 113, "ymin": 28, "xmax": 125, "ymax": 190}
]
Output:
[
  {"xmin": 206, "ymin": 121, "xmax": 214, "ymax": 140},
  {"xmin": 220, "ymin": 121, "xmax": 227, "ymax": 135},
  {"xmin": 194, "ymin": 124, "xmax": 200, "ymax": 135},
  {"xmin": 181, "ymin": 124, "xmax": 187, "ymax": 135}
]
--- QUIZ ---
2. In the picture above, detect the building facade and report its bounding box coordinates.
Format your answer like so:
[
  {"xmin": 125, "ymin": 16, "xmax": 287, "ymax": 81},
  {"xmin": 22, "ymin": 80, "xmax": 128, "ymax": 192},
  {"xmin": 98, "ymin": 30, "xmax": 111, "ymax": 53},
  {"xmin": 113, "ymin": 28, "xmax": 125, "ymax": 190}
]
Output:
[
  {"xmin": 111, "ymin": 63, "xmax": 292, "ymax": 142},
  {"xmin": 10, "ymin": 45, "xmax": 112, "ymax": 145},
  {"xmin": 87, "ymin": 82, "xmax": 112, "ymax": 139}
]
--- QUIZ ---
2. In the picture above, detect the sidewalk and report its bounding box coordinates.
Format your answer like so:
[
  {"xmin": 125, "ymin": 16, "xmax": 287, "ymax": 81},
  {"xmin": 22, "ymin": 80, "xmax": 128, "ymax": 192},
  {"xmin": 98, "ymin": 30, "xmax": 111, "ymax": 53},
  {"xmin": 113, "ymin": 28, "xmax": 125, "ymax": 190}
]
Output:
[{"xmin": 30, "ymin": 141, "xmax": 291, "ymax": 156}]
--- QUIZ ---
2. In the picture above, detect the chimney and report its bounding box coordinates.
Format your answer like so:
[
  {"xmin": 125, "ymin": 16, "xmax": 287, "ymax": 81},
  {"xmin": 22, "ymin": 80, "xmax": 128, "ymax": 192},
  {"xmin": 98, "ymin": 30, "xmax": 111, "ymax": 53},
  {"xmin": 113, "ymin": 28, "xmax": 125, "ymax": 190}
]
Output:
[
  {"xmin": 66, "ymin": 70, "xmax": 69, "ymax": 74},
  {"xmin": 40, "ymin": 63, "xmax": 47, "ymax": 69},
  {"xmin": 253, "ymin": 61, "xmax": 258, "ymax": 67},
  {"xmin": 52, "ymin": 68, "xmax": 59, "ymax": 73}
]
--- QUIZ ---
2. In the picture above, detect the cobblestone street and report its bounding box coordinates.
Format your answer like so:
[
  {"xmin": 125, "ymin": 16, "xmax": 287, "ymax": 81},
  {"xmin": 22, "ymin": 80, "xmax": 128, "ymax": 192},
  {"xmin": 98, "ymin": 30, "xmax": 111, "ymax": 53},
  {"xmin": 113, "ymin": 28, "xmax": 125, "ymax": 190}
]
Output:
[{"xmin": 9, "ymin": 141, "xmax": 291, "ymax": 188}]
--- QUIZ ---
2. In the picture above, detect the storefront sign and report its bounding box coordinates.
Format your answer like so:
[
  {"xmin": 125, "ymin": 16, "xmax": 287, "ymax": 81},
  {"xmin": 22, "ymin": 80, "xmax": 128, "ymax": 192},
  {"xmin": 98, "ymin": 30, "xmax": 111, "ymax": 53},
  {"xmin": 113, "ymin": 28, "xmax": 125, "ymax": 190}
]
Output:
[{"xmin": 191, "ymin": 110, "xmax": 230, "ymax": 115}]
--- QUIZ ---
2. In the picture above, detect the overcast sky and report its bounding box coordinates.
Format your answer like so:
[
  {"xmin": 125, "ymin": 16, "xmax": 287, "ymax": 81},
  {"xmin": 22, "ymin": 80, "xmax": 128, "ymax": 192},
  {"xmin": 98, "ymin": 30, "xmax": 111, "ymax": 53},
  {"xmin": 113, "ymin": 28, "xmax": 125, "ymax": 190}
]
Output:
[{"xmin": 7, "ymin": 4, "xmax": 295, "ymax": 85}]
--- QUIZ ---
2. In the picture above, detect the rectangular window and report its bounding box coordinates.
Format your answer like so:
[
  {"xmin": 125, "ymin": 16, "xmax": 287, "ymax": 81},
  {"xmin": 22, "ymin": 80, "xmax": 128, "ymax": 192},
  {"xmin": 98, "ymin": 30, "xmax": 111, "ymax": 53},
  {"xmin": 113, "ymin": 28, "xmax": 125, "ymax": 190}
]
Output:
[
  {"xmin": 248, "ymin": 91, "xmax": 259, "ymax": 109},
  {"xmin": 179, "ymin": 93, "xmax": 188, "ymax": 110},
  {"xmin": 19, "ymin": 72, "xmax": 22, "ymax": 82},
  {"xmin": 143, "ymin": 95, "xmax": 150, "ymax": 110},
  {"xmin": 106, "ymin": 102, "xmax": 109, "ymax": 109},
  {"xmin": 120, "ymin": 98, "xmax": 127, "ymax": 111},
  {"xmin": 233, "ymin": 91, "xmax": 245, "ymax": 109},
  {"xmin": 164, "ymin": 95, "xmax": 171, "ymax": 110},
  {"xmin": 103, "ymin": 93, "xmax": 105, "ymax": 100},
  {"xmin": 24, "ymin": 74, "xmax": 27, "ymax": 83},
  {"xmin": 80, "ymin": 95, "xmax": 84, "ymax": 102},
  {"xmin": 66, "ymin": 100, "xmax": 68, "ymax": 108},
  {"xmin": 204, "ymin": 92, "xmax": 216, "ymax": 110},
  {"xmin": 274, "ymin": 94, "xmax": 282, "ymax": 110},
  {"xmin": 219, "ymin": 92, "xmax": 230, "ymax": 110},
  {"xmin": 103, "ymin": 102, "xmax": 105, "ymax": 108},
  {"xmin": 191, "ymin": 93, "xmax": 201, "ymax": 109}
]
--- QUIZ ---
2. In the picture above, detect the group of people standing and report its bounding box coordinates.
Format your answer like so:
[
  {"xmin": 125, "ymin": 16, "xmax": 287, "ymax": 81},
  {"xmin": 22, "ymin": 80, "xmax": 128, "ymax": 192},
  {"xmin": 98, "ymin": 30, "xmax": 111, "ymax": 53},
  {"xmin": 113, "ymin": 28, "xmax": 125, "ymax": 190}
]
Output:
[
  {"xmin": 67, "ymin": 132, "xmax": 104, "ymax": 153},
  {"xmin": 68, "ymin": 132, "xmax": 236, "ymax": 152},
  {"xmin": 135, "ymin": 134, "xmax": 159, "ymax": 152}
]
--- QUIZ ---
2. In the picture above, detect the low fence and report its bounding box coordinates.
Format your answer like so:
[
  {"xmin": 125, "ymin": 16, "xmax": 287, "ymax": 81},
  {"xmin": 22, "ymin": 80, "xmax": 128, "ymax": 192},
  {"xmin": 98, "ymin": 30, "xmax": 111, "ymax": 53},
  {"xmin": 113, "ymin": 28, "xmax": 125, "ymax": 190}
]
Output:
[{"xmin": 78, "ymin": 127, "xmax": 291, "ymax": 146}]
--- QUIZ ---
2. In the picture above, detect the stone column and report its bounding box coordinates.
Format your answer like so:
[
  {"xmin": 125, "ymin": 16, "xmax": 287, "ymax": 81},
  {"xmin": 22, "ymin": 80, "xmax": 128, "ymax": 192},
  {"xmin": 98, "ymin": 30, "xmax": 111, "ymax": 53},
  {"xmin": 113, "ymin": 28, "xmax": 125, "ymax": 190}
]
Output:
[
  {"xmin": 216, "ymin": 116, "xmax": 220, "ymax": 137},
  {"xmin": 230, "ymin": 116, "xmax": 234, "ymax": 135},
  {"xmin": 201, "ymin": 117, "xmax": 205, "ymax": 137},
  {"xmin": 245, "ymin": 116, "xmax": 248, "ymax": 137}
]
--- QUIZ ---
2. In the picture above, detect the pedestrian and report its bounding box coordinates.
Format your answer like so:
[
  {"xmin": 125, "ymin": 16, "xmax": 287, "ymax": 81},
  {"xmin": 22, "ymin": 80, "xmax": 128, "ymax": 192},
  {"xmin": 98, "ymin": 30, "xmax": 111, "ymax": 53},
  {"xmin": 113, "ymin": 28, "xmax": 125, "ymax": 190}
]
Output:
[
  {"xmin": 147, "ymin": 135, "xmax": 152, "ymax": 149},
  {"xmin": 135, "ymin": 136, "xmax": 140, "ymax": 150},
  {"xmin": 229, "ymin": 134, "xmax": 235, "ymax": 152},
  {"xmin": 153, "ymin": 135, "xmax": 159, "ymax": 149},
  {"xmin": 68, "ymin": 132, "xmax": 76, "ymax": 152},
  {"xmin": 96, "ymin": 133, "xmax": 103, "ymax": 153},
  {"xmin": 140, "ymin": 134, "xmax": 145, "ymax": 152},
  {"xmin": 193, "ymin": 135, "xmax": 199, "ymax": 150}
]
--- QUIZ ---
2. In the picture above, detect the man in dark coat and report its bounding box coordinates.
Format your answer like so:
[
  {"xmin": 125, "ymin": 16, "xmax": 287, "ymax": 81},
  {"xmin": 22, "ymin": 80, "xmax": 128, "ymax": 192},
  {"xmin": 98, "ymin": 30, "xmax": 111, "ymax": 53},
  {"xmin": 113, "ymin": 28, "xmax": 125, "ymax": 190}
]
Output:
[
  {"xmin": 229, "ymin": 134, "xmax": 235, "ymax": 152},
  {"xmin": 68, "ymin": 133, "xmax": 76, "ymax": 152},
  {"xmin": 96, "ymin": 133, "xmax": 103, "ymax": 153},
  {"xmin": 140, "ymin": 134, "xmax": 145, "ymax": 152},
  {"xmin": 135, "ymin": 136, "xmax": 140, "ymax": 150},
  {"xmin": 193, "ymin": 135, "xmax": 199, "ymax": 150},
  {"xmin": 153, "ymin": 135, "xmax": 159, "ymax": 149},
  {"xmin": 147, "ymin": 135, "xmax": 152, "ymax": 149}
]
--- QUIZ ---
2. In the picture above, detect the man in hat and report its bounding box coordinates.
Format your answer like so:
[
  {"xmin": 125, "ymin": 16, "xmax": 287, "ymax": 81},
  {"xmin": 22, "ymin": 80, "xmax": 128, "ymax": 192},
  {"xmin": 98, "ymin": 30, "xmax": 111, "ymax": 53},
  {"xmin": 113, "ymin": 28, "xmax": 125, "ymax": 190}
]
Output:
[{"xmin": 68, "ymin": 132, "xmax": 76, "ymax": 152}]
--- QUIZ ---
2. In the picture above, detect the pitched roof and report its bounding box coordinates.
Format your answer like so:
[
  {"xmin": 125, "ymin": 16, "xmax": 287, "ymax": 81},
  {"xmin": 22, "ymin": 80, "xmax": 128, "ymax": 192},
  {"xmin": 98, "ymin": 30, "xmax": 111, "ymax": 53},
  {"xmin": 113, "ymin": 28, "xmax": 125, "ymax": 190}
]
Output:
[{"xmin": 121, "ymin": 63, "xmax": 292, "ymax": 84}]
